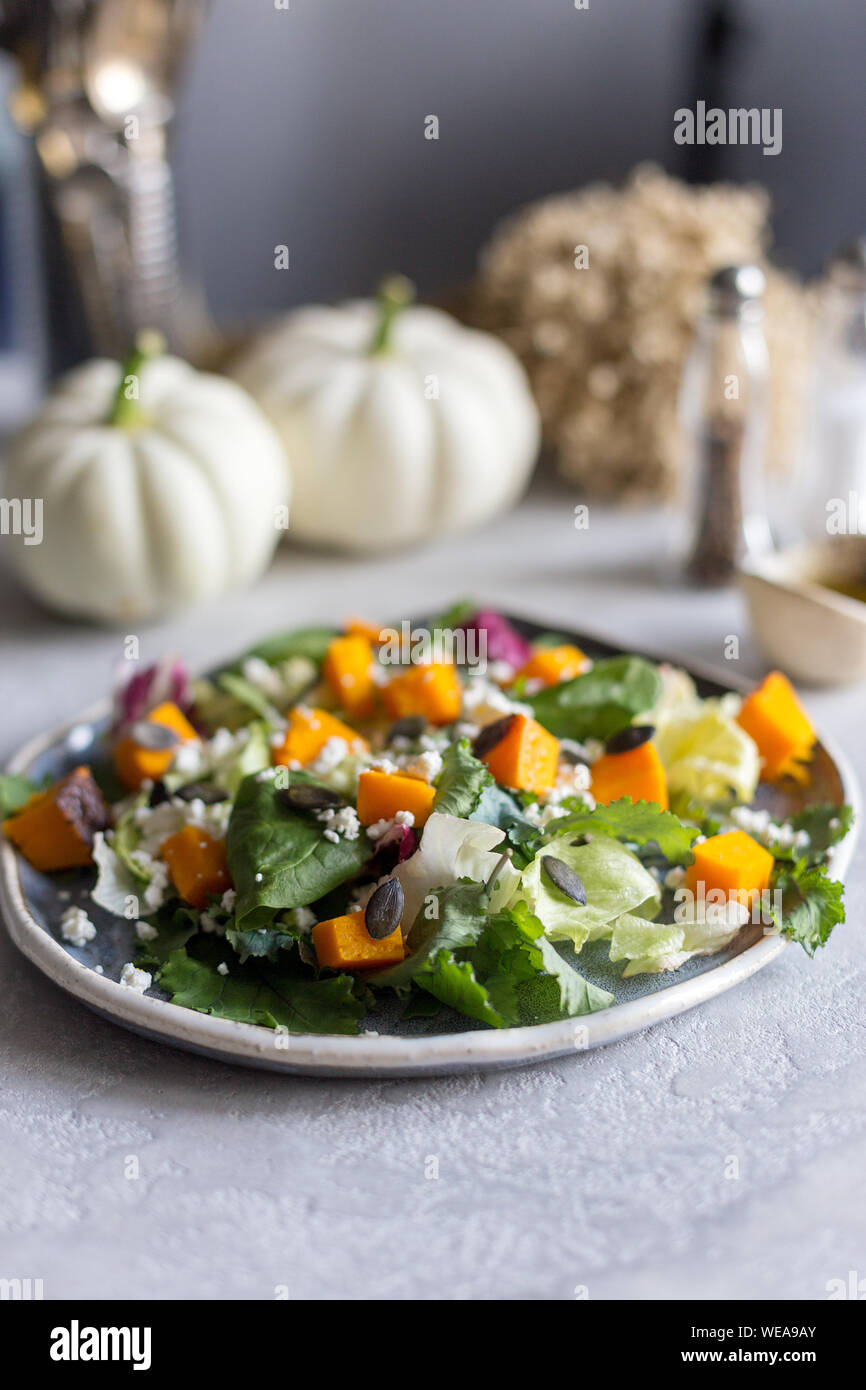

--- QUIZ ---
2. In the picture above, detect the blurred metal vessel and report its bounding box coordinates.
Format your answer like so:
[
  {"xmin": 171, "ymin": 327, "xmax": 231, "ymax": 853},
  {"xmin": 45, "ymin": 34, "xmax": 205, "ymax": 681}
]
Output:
[{"xmin": 0, "ymin": 0, "xmax": 208, "ymax": 370}]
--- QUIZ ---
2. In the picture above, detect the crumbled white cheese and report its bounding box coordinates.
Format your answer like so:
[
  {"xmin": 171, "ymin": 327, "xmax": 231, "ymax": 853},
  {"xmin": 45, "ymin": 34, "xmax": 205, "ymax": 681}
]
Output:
[
  {"xmin": 487, "ymin": 660, "xmax": 516, "ymax": 684},
  {"xmin": 60, "ymin": 905, "xmax": 97, "ymax": 947},
  {"xmin": 368, "ymin": 755, "xmax": 400, "ymax": 774},
  {"xmin": 242, "ymin": 656, "xmax": 288, "ymax": 702},
  {"xmin": 308, "ymin": 736, "xmax": 350, "ymax": 776},
  {"xmin": 135, "ymin": 921, "xmax": 159, "ymax": 942},
  {"xmin": 217, "ymin": 961, "xmax": 229, "ymax": 976},
  {"xmin": 172, "ymin": 740, "xmax": 207, "ymax": 777},
  {"xmin": 119, "ymin": 963, "xmax": 152, "ymax": 994},
  {"xmin": 288, "ymin": 905, "xmax": 316, "ymax": 933},
  {"xmin": 129, "ymin": 851, "xmax": 171, "ymax": 912},
  {"xmin": 132, "ymin": 796, "xmax": 231, "ymax": 856},
  {"xmin": 664, "ymin": 865, "xmax": 687, "ymax": 890},
  {"xmin": 460, "ymin": 676, "xmax": 530, "ymax": 727},
  {"xmin": 220, "ymin": 888, "xmax": 237, "ymax": 913},
  {"xmin": 366, "ymin": 810, "xmax": 416, "ymax": 840},
  {"xmin": 403, "ymin": 750, "xmax": 443, "ymax": 783},
  {"xmin": 317, "ymin": 805, "xmax": 361, "ymax": 843},
  {"xmin": 729, "ymin": 804, "xmax": 810, "ymax": 853}
]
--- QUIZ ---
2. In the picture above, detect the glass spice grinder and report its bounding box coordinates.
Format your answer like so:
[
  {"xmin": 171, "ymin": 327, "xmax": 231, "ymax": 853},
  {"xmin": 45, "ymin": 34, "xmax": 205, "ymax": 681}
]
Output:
[{"xmin": 676, "ymin": 264, "xmax": 773, "ymax": 585}]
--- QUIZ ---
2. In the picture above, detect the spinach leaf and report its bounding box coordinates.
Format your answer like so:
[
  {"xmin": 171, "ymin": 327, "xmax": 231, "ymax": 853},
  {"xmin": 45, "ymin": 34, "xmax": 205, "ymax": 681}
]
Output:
[
  {"xmin": 226, "ymin": 771, "xmax": 370, "ymax": 934},
  {"xmin": 527, "ymin": 655, "xmax": 661, "ymax": 740},
  {"xmin": 158, "ymin": 938, "xmax": 364, "ymax": 1035},
  {"xmin": 241, "ymin": 626, "xmax": 337, "ymax": 668}
]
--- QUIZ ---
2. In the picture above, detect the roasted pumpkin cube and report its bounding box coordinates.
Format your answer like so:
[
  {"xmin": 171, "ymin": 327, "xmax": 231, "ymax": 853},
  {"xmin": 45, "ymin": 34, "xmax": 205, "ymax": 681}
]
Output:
[
  {"xmin": 344, "ymin": 616, "xmax": 384, "ymax": 644},
  {"xmin": 685, "ymin": 830, "xmax": 774, "ymax": 908},
  {"xmin": 323, "ymin": 634, "xmax": 376, "ymax": 717},
  {"xmin": 2, "ymin": 765, "xmax": 110, "ymax": 872},
  {"xmin": 160, "ymin": 826, "xmax": 232, "ymax": 910},
  {"xmin": 736, "ymin": 671, "xmax": 816, "ymax": 783},
  {"xmin": 272, "ymin": 706, "xmax": 369, "ymax": 767},
  {"xmin": 382, "ymin": 662, "xmax": 462, "ymax": 726},
  {"xmin": 114, "ymin": 701, "xmax": 199, "ymax": 791},
  {"xmin": 481, "ymin": 713, "xmax": 559, "ymax": 794},
  {"xmin": 356, "ymin": 769, "xmax": 436, "ymax": 827},
  {"xmin": 516, "ymin": 643, "xmax": 587, "ymax": 688},
  {"xmin": 590, "ymin": 740, "xmax": 668, "ymax": 810},
  {"xmin": 312, "ymin": 910, "xmax": 405, "ymax": 971}
]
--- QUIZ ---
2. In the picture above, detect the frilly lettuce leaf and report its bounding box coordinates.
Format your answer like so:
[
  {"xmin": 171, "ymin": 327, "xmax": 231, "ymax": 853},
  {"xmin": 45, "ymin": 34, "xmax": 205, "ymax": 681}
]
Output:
[
  {"xmin": 549, "ymin": 797, "xmax": 699, "ymax": 864},
  {"xmin": 392, "ymin": 812, "xmax": 520, "ymax": 928},
  {"xmin": 517, "ymin": 838, "xmax": 661, "ymax": 949}
]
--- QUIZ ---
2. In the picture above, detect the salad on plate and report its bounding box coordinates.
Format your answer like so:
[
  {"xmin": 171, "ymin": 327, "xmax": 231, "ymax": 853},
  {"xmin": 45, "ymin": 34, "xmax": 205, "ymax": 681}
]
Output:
[{"xmin": 0, "ymin": 607, "xmax": 853, "ymax": 1037}]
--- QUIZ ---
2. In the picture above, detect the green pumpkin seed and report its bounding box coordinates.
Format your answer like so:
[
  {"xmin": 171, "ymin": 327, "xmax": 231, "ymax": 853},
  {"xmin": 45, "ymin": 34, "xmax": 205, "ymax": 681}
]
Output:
[
  {"xmin": 388, "ymin": 715, "xmax": 428, "ymax": 742},
  {"xmin": 472, "ymin": 714, "xmax": 516, "ymax": 759},
  {"xmin": 128, "ymin": 720, "xmax": 179, "ymax": 751},
  {"xmin": 364, "ymin": 878, "xmax": 404, "ymax": 940},
  {"xmin": 176, "ymin": 781, "xmax": 230, "ymax": 804},
  {"xmin": 541, "ymin": 855, "xmax": 587, "ymax": 905},
  {"xmin": 278, "ymin": 784, "xmax": 345, "ymax": 813},
  {"xmin": 605, "ymin": 724, "xmax": 655, "ymax": 755}
]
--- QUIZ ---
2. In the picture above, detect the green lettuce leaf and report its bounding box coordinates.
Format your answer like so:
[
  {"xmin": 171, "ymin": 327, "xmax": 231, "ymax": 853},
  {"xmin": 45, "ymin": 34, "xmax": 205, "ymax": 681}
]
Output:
[
  {"xmin": 216, "ymin": 672, "xmax": 282, "ymax": 726},
  {"xmin": 418, "ymin": 951, "xmax": 506, "ymax": 1027},
  {"xmin": 158, "ymin": 940, "xmax": 364, "ymax": 1034},
  {"xmin": 527, "ymin": 656, "xmax": 661, "ymax": 740},
  {"xmin": 433, "ymin": 739, "xmax": 493, "ymax": 818},
  {"xmin": 226, "ymin": 771, "xmax": 370, "ymax": 933},
  {"xmin": 517, "ymin": 838, "xmax": 661, "ymax": 949},
  {"xmin": 0, "ymin": 772, "xmax": 44, "ymax": 818},
  {"xmin": 550, "ymin": 797, "xmax": 699, "ymax": 864}
]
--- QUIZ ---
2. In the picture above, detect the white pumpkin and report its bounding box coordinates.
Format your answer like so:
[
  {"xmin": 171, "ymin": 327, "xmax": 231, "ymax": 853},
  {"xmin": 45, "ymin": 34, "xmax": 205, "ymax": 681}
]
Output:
[
  {"xmin": 4, "ymin": 339, "xmax": 289, "ymax": 623},
  {"xmin": 231, "ymin": 278, "xmax": 540, "ymax": 550}
]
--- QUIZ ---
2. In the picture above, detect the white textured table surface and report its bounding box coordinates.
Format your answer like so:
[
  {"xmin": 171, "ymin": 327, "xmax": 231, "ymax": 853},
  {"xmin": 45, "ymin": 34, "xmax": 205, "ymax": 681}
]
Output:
[{"xmin": 1, "ymin": 481, "xmax": 864, "ymax": 1302}]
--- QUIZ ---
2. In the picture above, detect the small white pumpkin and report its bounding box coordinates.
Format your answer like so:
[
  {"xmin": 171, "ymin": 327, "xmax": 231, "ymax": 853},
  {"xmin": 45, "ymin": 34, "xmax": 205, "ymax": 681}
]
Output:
[
  {"xmin": 231, "ymin": 278, "xmax": 540, "ymax": 550},
  {"xmin": 4, "ymin": 336, "xmax": 289, "ymax": 623}
]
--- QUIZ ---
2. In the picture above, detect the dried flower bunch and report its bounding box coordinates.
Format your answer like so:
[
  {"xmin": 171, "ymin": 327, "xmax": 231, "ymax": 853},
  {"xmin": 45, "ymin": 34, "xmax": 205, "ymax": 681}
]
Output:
[{"xmin": 470, "ymin": 164, "xmax": 811, "ymax": 501}]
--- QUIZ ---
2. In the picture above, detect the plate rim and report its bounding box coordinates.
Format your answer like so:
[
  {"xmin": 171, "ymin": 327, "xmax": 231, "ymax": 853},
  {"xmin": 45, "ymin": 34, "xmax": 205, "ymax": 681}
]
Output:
[{"xmin": 0, "ymin": 627, "xmax": 860, "ymax": 1077}]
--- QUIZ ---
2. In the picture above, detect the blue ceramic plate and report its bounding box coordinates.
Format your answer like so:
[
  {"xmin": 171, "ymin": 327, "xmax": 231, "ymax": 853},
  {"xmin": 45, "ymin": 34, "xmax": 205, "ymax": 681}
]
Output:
[{"xmin": 0, "ymin": 615, "xmax": 859, "ymax": 1076}]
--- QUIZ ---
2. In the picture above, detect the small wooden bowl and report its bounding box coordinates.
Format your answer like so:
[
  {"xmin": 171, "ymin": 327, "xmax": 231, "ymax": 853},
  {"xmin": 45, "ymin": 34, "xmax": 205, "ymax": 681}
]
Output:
[{"xmin": 739, "ymin": 537, "xmax": 866, "ymax": 685}]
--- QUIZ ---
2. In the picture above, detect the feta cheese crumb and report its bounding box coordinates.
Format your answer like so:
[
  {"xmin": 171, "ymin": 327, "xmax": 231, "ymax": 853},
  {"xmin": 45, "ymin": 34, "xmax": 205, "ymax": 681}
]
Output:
[
  {"xmin": 316, "ymin": 805, "xmax": 361, "ymax": 842},
  {"xmin": 220, "ymin": 888, "xmax": 237, "ymax": 913},
  {"xmin": 135, "ymin": 921, "xmax": 159, "ymax": 942},
  {"xmin": 119, "ymin": 963, "xmax": 152, "ymax": 994},
  {"xmin": 366, "ymin": 810, "xmax": 415, "ymax": 840},
  {"xmin": 60, "ymin": 905, "xmax": 97, "ymax": 947},
  {"xmin": 288, "ymin": 905, "xmax": 316, "ymax": 934},
  {"xmin": 308, "ymin": 736, "xmax": 349, "ymax": 776},
  {"xmin": 217, "ymin": 961, "xmax": 229, "ymax": 976},
  {"xmin": 404, "ymin": 749, "xmax": 443, "ymax": 783}
]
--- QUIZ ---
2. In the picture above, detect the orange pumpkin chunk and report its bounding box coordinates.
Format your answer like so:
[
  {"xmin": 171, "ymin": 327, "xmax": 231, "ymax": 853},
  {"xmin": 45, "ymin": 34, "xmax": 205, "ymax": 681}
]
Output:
[
  {"xmin": 516, "ymin": 644, "xmax": 587, "ymax": 688},
  {"xmin": 356, "ymin": 769, "xmax": 436, "ymax": 827},
  {"xmin": 114, "ymin": 701, "xmax": 199, "ymax": 791},
  {"xmin": 481, "ymin": 713, "xmax": 559, "ymax": 794},
  {"xmin": 590, "ymin": 740, "xmax": 669, "ymax": 810},
  {"xmin": 272, "ymin": 707, "xmax": 369, "ymax": 767},
  {"xmin": 382, "ymin": 662, "xmax": 462, "ymax": 726},
  {"xmin": 344, "ymin": 616, "xmax": 384, "ymax": 644},
  {"xmin": 736, "ymin": 671, "xmax": 816, "ymax": 783},
  {"xmin": 312, "ymin": 910, "xmax": 405, "ymax": 971},
  {"xmin": 323, "ymin": 634, "xmax": 376, "ymax": 717},
  {"xmin": 160, "ymin": 826, "xmax": 231, "ymax": 910},
  {"xmin": 3, "ymin": 765, "xmax": 109, "ymax": 872},
  {"xmin": 685, "ymin": 830, "xmax": 775, "ymax": 908}
]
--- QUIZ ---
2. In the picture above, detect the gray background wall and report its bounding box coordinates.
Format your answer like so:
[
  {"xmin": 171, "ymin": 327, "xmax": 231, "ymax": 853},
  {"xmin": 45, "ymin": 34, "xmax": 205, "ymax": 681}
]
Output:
[{"xmin": 168, "ymin": 0, "xmax": 866, "ymax": 321}]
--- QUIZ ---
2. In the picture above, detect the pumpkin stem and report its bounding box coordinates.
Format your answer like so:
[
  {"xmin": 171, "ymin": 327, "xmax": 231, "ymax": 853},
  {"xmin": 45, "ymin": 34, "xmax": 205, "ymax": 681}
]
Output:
[
  {"xmin": 368, "ymin": 275, "xmax": 415, "ymax": 355},
  {"xmin": 109, "ymin": 330, "xmax": 166, "ymax": 428}
]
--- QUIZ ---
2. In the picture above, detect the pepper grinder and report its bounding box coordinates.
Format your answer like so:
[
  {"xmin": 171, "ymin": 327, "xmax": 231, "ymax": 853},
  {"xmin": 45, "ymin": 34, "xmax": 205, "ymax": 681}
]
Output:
[{"xmin": 677, "ymin": 264, "xmax": 773, "ymax": 585}]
